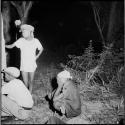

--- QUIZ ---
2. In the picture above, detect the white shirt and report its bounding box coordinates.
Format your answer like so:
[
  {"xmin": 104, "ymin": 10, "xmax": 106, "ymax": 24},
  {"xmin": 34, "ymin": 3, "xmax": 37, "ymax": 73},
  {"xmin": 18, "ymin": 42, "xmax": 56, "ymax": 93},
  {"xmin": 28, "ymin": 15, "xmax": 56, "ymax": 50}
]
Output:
[
  {"xmin": 2, "ymin": 79, "xmax": 34, "ymax": 108},
  {"xmin": 15, "ymin": 37, "xmax": 43, "ymax": 72}
]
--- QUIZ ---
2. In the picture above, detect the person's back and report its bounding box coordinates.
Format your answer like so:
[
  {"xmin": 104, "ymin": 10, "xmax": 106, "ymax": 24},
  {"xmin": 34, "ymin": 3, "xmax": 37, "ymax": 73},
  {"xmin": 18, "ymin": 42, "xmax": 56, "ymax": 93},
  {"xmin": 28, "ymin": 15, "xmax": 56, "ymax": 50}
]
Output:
[
  {"xmin": 2, "ymin": 78, "xmax": 34, "ymax": 108},
  {"xmin": 46, "ymin": 80, "xmax": 81, "ymax": 124},
  {"xmin": 61, "ymin": 80, "xmax": 81, "ymax": 118},
  {"xmin": 1, "ymin": 67, "xmax": 34, "ymax": 120},
  {"xmin": 46, "ymin": 70, "xmax": 81, "ymax": 124}
]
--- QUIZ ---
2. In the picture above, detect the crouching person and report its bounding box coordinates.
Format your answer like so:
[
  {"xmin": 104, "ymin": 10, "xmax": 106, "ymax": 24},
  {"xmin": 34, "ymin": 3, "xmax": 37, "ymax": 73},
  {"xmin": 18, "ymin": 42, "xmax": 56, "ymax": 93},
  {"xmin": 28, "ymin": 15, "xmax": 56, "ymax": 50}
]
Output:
[
  {"xmin": 46, "ymin": 70, "xmax": 81, "ymax": 124},
  {"xmin": 1, "ymin": 67, "xmax": 34, "ymax": 120}
]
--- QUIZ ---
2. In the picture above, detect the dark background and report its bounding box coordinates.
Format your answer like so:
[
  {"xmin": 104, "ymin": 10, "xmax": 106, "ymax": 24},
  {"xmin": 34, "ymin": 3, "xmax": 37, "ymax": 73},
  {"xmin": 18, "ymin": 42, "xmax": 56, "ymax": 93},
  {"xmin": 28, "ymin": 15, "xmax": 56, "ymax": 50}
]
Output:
[
  {"xmin": 28, "ymin": 1, "xmax": 101, "ymax": 54},
  {"xmin": 5, "ymin": 0, "xmax": 123, "ymax": 67}
]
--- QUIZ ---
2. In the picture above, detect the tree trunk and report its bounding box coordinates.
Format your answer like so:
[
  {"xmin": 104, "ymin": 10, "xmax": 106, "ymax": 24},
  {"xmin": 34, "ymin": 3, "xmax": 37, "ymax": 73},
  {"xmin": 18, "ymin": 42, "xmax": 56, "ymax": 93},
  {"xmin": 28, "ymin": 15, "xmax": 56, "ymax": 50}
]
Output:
[
  {"xmin": 2, "ymin": 1, "xmax": 11, "ymax": 42},
  {"xmin": 2, "ymin": 1, "xmax": 11, "ymax": 67},
  {"xmin": 1, "ymin": 14, "xmax": 7, "ymax": 70},
  {"xmin": 106, "ymin": 1, "xmax": 117, "ymax": 42}
]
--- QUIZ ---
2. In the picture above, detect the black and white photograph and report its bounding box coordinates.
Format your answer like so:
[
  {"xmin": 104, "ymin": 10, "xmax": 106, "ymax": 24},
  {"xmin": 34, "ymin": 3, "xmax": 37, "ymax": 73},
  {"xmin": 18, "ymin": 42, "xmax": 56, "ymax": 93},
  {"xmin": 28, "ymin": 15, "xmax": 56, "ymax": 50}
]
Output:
[{"xmin": 1, "ymin": 0, "xmax": 124, "ymax": 124}]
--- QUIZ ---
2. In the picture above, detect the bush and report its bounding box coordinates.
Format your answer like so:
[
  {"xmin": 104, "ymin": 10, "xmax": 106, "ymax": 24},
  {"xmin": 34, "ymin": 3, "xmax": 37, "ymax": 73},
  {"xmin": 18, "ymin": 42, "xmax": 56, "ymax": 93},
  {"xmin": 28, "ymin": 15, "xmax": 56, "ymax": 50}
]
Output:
[
  {"xmin": 61, "ymin": 40, "xmax": 124, "ymax": 97},
  {"xmin": 60, "ymin": 40, "xmax": 124, "ymax": 124}
]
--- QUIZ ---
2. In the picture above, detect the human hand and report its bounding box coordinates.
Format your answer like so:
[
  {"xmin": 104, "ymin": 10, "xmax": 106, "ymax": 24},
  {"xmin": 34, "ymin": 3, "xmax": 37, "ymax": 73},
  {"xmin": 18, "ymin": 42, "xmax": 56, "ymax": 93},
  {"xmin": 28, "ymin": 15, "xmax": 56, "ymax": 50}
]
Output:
[
  {"xmin": 35, "ymin": 55, "xmax": 39, "ymax": 61},
  {"xmin": 60, "ymin": 106, "xmax": 65, "ymax": 114},
  {"xmin": 5, "ymin": 45, "xmax": 8, "ymax": 48},
  {"xmin": 48, "ymin": 93, "xmax": 52, "ymax": 99},
  {"xmin": 5, "ymin": 44, "xmax": 15, "ymax": 49}
]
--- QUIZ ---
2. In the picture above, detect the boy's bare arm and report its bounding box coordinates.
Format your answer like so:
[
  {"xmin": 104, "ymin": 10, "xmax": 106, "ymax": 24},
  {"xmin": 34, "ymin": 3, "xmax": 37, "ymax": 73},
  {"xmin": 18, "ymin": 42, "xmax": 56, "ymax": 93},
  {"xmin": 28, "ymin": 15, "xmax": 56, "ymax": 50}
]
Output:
[
  {"xmin": 5, "ymin": 43, "xmax": 16, "ymax": 49},
  {"xmin": 36, "ymin": 47, "xmax": 44, "ymax": 60}
]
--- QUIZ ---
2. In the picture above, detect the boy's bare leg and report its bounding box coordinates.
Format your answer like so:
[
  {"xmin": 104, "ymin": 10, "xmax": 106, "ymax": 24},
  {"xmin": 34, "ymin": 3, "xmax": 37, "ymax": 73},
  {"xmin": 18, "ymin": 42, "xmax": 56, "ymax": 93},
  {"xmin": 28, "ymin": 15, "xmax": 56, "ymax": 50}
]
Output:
[
  {"xmin": 21, "ymin": 71, "xmax": 29, "ymax": 88},
  {"xmin": 29, "ymin": 72, "xmax": 35, "ymax": 94}
]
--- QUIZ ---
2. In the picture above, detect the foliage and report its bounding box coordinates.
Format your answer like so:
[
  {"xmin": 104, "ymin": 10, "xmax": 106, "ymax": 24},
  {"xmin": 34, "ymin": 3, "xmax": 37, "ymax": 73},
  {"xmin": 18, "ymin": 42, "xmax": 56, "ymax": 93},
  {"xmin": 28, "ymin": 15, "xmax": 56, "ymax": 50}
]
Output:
[
  {"xmin": 60, "ymin": 39, "xmax": 124, "ymax": 124},
  {"xmin": 89, "ymin": 102, "xmax": 124, "ymax": 124},
  {"xmin": 65, "ymin": 40, "xmax": 97, "ymax": 71},
  {"xmin": 61, "ymin": 40, "xmax": 99, "ymax": 85},
  {"xmin": 61, "ymin": 40, "xmax": 124, "ymax": 87}
]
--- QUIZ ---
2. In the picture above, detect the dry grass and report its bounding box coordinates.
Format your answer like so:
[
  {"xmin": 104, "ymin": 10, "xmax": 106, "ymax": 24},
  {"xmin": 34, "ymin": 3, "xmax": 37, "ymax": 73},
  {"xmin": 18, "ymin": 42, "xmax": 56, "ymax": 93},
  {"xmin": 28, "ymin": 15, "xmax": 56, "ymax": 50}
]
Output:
[{"xmin": 2, "ymin": 63, "xmax": 124, "ymax": 124}]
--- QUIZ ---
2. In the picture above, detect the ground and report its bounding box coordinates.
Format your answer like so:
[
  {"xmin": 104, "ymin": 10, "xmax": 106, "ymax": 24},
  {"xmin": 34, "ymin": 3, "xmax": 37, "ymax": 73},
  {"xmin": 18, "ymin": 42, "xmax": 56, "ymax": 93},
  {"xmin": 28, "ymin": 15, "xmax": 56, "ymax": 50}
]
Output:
[{"xmin": 1, "ymin": 50, "xmax": 124, "ymax": 124}]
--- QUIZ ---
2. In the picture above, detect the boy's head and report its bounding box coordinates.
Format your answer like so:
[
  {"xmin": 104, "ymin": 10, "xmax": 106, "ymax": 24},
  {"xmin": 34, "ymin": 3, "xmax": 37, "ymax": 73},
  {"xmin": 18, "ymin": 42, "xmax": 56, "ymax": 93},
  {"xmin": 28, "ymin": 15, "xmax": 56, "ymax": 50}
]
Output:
[
  {"xmin": 2, "ymin": 67, "xmax": 20, "ymax": 82},
  {"xmin": 57, "ymin": 70, "xmax": 72, "ymax": 85},
  {"xmin": 20, "ymin": 24, "xmax": 34, "ymax": 38}
]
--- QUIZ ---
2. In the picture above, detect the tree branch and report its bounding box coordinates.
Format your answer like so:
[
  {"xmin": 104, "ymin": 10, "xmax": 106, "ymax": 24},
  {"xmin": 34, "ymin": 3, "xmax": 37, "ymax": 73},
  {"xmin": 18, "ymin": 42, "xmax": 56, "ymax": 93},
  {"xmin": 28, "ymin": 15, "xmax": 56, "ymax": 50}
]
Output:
[
  {"xmin": 10, "ymin": 1, "xmax": 16, "ymax": 7},
  {"xmin": 101, "ymin": 21, "xmax": 105, "ymax": 31},
  {"xmin": 10, "ymin": 1, "xmax": 23, "ymax": 19},
  {"xmin": 91, "ymin": 1, "xmax": 105, "ymax": 46},
  {"xmin": 24, "ymin": 1, "xmax": 33, "ymax": 17},
  {"xmin": 22, "ymin": 1, "xmax": 26, "ymax": 14}
]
